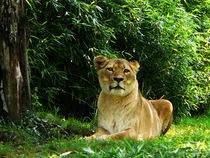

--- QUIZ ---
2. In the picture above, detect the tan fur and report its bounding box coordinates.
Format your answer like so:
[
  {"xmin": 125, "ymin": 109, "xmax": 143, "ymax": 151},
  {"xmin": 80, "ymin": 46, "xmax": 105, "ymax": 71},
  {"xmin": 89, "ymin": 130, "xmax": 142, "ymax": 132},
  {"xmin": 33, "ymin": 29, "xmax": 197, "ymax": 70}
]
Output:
[{"xmin": 87, "ymin": 56, "xmax": 173, "ymax": 140}]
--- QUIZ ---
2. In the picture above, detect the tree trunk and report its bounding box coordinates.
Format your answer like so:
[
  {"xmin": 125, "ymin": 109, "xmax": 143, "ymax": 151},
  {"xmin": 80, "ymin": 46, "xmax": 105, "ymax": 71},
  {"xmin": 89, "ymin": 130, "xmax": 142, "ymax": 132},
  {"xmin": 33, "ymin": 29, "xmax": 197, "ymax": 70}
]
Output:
[{"xmin": 0, "ymin": 0, "xmax": 31, "ymax": 122}]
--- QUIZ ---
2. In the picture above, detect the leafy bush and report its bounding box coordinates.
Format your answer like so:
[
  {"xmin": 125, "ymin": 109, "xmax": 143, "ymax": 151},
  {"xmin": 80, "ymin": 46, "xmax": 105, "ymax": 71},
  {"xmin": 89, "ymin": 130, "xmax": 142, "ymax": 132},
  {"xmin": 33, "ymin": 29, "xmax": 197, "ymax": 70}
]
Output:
[
  {"xmin": 180, "ymin": 0, "xmax": 209, "ymax": 114},
  {"xmin": 26, "ymin": 0, "xmax": 208, "ymax": 118}
]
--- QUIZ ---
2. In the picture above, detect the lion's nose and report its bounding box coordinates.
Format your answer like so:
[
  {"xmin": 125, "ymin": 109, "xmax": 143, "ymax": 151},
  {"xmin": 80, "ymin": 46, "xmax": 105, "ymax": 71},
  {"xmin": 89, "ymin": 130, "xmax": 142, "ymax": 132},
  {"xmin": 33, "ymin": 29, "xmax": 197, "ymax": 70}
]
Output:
[{"xmin": 113, "ymin": 77, "xmax": 124, "ymax": 83}]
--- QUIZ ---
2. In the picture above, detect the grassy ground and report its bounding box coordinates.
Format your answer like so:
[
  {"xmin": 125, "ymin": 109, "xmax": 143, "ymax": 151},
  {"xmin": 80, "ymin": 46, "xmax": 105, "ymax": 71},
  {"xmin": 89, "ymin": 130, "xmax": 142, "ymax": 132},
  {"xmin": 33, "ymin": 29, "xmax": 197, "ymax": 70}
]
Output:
[{"xmin": 0, "ymin": 110, "xmax": 209, "ymax": 158}]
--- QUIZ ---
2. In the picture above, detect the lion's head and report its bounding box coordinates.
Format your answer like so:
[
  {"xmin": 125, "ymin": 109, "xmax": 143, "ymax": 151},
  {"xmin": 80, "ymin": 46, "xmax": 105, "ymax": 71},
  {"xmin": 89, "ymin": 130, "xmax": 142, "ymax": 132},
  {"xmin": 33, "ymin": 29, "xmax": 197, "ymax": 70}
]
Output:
[{"xmin": 94, "ymin": 55, "xmax": 139, "ymax": 96}]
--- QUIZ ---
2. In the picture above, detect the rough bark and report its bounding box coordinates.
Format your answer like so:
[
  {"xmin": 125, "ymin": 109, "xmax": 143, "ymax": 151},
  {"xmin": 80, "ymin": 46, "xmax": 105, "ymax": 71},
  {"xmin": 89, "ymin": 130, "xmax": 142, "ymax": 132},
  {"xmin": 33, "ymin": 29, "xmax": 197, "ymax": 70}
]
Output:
[{"xmin": 0, "ymin": 0, "xmax": 31, "ymax": 122}]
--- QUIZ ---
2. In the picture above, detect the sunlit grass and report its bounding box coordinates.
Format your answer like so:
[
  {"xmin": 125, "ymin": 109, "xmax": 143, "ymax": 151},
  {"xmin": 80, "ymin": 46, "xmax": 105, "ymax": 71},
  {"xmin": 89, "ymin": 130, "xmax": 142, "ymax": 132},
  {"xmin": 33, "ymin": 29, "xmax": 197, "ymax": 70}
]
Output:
[
  {"xmin": 0, "ymin": 112, "xmax": 209, "ymax": 157},
  {"xmin": 163, "ymin": 117, "xmax": 209, "ymax": 155}
]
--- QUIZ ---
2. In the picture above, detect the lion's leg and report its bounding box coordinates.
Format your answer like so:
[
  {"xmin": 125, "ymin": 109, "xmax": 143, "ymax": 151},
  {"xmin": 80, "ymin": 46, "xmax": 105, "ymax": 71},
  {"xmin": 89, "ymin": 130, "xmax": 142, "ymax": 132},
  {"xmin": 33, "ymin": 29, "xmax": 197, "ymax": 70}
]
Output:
[
  {"xmin": 86, "ymin": 127, "xmax": 109, "ymax": 140},
  {"xmin": 87, "ymin": 128, "xmax": 137, "ymax": 140},
  {"xmin": 104, "ymin": 128, "xmax": 137, "ymax": 140},
  {"xmin": 149, "ymin": 99, "xmax": 173, "ymax": 135}
]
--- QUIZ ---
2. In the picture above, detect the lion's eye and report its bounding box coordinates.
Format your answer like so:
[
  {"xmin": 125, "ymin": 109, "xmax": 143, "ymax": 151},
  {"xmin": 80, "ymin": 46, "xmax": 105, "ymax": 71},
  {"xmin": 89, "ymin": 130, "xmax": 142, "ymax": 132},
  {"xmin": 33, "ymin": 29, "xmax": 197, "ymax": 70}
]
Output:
[
  {"xmin": 124, "ymin": 69, "xmax": 130, "ymax": 73},
  {"xmin": 107, "ymin": 67, "xmax": 114, "ymax": 72}
]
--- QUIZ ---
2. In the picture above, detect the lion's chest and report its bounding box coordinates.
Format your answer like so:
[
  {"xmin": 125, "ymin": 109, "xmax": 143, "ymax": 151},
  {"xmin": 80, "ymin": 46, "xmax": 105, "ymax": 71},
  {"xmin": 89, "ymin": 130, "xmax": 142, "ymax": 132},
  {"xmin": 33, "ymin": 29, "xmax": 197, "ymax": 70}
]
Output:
[{"xmin": 98, "ymin": 104, "xmax": 136, "ymax": 134}]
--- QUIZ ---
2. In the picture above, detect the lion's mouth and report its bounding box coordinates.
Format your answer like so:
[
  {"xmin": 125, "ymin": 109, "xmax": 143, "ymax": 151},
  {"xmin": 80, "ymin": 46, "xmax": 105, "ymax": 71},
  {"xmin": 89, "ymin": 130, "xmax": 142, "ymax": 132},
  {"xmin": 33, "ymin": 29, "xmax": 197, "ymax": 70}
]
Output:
[{"xmin": 109, "ymin": 85, "xmax": 125, "ymax": 91}]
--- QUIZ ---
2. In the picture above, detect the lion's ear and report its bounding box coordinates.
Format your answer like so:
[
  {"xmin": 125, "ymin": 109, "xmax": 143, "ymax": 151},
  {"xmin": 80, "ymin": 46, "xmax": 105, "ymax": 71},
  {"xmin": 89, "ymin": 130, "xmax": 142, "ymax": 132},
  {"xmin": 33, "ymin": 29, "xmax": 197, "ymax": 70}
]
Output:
[
  {"xmin": 94, "ymin": 55, "xmax": 108, "ymax": 70},
  {"xmin": 130, "ymin": 60, "xmax": 140, "ymax": 72}
]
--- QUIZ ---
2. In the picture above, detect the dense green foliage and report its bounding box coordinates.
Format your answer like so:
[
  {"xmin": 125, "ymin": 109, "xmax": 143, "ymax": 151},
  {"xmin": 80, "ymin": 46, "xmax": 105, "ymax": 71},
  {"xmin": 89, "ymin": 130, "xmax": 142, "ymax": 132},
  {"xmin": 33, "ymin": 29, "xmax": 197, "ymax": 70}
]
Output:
[
  {"xmin": 0, "ymin": 111, "xmax": 209, "ymax": 157},
  {"xmin": 26, "ymin": 0, "xmax": 209, "ymax": 118}
]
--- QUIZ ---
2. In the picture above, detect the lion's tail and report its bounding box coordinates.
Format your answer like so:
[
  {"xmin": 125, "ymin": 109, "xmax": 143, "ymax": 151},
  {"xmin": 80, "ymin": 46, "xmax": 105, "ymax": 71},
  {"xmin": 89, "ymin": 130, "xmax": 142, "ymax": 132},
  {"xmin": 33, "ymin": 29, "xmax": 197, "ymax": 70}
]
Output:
[{"xmin": 162, "ymin": 114, "xmax": 173, "ymax": 135}]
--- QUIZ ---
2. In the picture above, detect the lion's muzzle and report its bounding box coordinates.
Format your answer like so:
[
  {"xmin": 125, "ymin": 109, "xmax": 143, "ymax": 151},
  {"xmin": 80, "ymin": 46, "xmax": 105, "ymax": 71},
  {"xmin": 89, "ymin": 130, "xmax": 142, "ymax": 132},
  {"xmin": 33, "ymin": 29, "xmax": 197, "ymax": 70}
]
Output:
[{"xmin": 109, "ymin": 85, "xmax": 125, "ymax": 91}]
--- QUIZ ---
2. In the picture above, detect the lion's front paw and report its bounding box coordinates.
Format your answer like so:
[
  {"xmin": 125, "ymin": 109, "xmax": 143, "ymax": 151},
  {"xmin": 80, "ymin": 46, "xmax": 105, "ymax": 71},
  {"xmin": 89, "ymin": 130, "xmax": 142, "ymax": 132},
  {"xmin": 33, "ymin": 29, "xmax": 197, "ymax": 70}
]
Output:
[
  {"xmin": 84, "ymin": 135, "xmax": 96, "ymax": 140},
  {"xmin": 97, "ymin": 135, "xmax": 109, "ymax": 140},
  {"xmin": 84, "ymin": 135, "xmax": 109, "ymax": 140}
]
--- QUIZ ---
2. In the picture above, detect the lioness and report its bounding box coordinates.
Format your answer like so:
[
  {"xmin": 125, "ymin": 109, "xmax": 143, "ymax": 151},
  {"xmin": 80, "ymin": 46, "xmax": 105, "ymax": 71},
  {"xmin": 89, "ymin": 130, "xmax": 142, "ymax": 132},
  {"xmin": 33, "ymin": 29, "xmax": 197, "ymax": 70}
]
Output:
[{"xmin": 87, "ymin": 55, "xmax": 173, "ymax": 140}]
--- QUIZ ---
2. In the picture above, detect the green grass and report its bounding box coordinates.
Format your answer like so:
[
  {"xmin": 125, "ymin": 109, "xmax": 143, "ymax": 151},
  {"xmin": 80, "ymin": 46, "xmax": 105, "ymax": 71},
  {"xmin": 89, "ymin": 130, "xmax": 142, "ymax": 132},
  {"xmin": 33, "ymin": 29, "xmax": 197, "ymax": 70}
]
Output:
[{"xmin": 0, "ymin": 111, "xmax": 209, "ymax": 158}]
